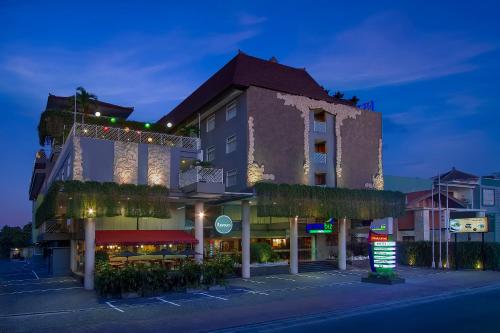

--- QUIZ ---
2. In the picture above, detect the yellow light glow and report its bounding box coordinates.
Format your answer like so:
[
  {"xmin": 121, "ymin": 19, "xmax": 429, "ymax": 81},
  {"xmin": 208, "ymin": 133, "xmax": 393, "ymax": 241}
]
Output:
[
  {"xmin": 147, "ymin": 137, "xmax": 153, "ymax": 143},
  {"xmin": 87, "ymin": 208, "xmax": 95, "ymax": 216},
  {"xmin": 198, "ymin": 212, "xmax": 205, "ymax": 219}
]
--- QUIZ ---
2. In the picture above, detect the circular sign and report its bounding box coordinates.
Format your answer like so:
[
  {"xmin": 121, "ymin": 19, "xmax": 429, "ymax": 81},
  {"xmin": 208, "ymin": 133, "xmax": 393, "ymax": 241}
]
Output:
[{"xmin": 214, "ymin": 215, "xmax": 233, "ymax": 234}]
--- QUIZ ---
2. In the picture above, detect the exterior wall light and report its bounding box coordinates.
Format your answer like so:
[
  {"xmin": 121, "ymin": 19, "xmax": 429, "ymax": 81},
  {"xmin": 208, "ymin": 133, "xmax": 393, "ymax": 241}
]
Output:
[
  {"xmin": 198, "ymin": 212, "xmax": 205, "ymax": 219},
  {"xmin": 95, "ymin": 111, "xmax": 101, "ymax": 117},
  {"xmin": 87, "ymin": 208, "xmax": 95, "ymax": 216}
]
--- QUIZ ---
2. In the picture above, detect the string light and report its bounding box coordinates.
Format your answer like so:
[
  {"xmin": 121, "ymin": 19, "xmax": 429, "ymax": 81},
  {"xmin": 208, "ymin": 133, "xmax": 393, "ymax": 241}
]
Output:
[
  {"xmin": 166, "ymin": 122, "xmax": 173, "ymax": 128},
  {"xmin": 144, "ymin": 123, "xmax": 151, "ymax": 129},
  {"xmin": 110, "ymin": 117, "xmax": 117, "ymax": 124},
  {"xmin": 95, "ymin": 111, "xmax": 101, "ymax": 117},
  {"xmin": 147, "ymin": 137, "xmax": 153, "ymax": 143}
]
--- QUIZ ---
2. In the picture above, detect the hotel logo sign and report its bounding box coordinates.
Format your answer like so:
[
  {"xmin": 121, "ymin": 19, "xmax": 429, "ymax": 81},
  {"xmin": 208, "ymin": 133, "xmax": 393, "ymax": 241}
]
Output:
[{"xmin": 214, "ymin": 215, "xmax": 233, "ymax": 234}]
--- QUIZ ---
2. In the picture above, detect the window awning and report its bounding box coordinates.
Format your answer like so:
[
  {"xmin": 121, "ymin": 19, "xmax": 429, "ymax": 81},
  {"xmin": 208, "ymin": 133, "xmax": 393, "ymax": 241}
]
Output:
[{"xmin": 95, "ymin": 230, "xmax": 197, "ymax": 245}]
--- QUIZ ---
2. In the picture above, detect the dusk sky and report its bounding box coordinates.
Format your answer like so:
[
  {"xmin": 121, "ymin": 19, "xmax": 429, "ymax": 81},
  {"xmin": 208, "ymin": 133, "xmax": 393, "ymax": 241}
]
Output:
[{"xmin": 1, "ymin": 0, "xmax": 499, "ymax": 227}]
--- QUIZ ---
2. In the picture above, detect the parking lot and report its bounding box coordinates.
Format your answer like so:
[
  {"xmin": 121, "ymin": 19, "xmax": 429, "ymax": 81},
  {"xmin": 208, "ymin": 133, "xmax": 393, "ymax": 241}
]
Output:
[{"xmin": 2, "ymin": 259, "xmax": 500, "ymax": 332}]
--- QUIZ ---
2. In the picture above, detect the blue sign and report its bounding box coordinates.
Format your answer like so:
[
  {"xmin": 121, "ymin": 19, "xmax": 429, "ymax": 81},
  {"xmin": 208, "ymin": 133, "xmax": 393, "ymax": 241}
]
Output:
[
  {"xmin": 306, "ymin": 219, "xmax": 334, "ymax": 234},
  {"xmin": 214, "ymin": 215, "xmax": 233, "ymax": 234}
]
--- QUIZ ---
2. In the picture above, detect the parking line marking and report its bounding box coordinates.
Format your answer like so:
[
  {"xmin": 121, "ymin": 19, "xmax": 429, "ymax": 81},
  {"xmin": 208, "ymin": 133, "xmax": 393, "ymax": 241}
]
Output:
[
  {"xmin": 265, "ymin": 276, "xmax": 296, "ymax": 282},
  {"xmin": 234, "ymin": 288, "xmax": 269, "ymax": 296},
  {"xmin": 156, "ymin": 297, "xmax": 181, "ymax": 306},
  {"xmin": 32, "ymin": 270, "xmax": 39, "ymax": 280},
  {"xmin": 196, "ymin": 292, "xmax": 228, "ymax": 301},
  {"xmin": 0, "ymin": 286, "xmax": 83, "ymax": 296},
  {"xmin": 0, "ymin": 279, "xmax": 75, "ymax": 287},
  {"xmin": 105, "ymin": 301, "xmax": 125, "ymax": 313},
  {"xmin": 242, "ymin": 279, "xmax": 265, "ymax": 284}
]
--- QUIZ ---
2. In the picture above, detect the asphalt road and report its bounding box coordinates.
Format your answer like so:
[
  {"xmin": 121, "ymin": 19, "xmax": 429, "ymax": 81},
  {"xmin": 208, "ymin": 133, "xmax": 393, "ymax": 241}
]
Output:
[{"xmin": 1, "ymin": 260, "xmax": 500, "ymax": 333}]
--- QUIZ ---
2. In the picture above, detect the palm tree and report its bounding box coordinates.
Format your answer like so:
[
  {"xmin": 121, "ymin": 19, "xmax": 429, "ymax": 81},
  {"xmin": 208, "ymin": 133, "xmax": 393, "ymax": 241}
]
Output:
[
  {"xmin": 76, "ymin": 87, "xmax": 98, "ymax": 117},
  {"xmin": 333, "ymin": 91, "xmax": 344, "ymax": 99}
]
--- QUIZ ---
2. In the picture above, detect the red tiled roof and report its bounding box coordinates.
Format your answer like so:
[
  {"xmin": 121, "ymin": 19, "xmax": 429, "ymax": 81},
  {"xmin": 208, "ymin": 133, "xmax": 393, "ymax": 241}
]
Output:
[
  {"xmin": 433, "ymin": 167, "xmax": 479, "ymax": 182},
  {"xmin": 46, "ymin": 94, "xmax": 134, "ymax": 119},
  {"xmin": 157, "ymin": 52, "xmax": 354, "ymax": 126},
  {"xmin": 95, "ymin": 230, "xmax": 197, "ymax": 245}
]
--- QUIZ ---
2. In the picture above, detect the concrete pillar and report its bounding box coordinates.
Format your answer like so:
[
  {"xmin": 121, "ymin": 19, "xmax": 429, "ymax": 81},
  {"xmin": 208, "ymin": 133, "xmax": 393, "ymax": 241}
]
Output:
[
  {"xmin": 194, "ymin": 201, "xmax": 204, "ymax": 263},
  {"xmin": 290, "ymin": 216, "xmax": 298, "ymax": 274},
  {"xmin": 241, "ymin": 200, "xmax": 251, "ymax": 278},
  {"xmin": 84, "ymin": 218, "xmax": 95, "ymax": 290},
  {"xmin": 311, "ymin": 235, "xmax": 317, "ymax": 261},
  {"xmin": 338, "ymin": 217, "xmax": 347, "ymax": 270},
  {"xmin": 70, "ymin": 240, "xmax": 77, "ymax": 273}
]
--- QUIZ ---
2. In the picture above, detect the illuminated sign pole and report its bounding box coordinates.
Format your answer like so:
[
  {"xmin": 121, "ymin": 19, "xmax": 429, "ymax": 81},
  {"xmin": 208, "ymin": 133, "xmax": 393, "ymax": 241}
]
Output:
[{"xmin": 368, "ymin": 219, "xmax": 396, "ymax": 273}]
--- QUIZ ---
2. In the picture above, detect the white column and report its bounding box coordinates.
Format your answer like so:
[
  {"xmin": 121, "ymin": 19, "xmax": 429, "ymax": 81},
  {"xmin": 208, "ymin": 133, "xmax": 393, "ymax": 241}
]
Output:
[
  {"xmin": 311, "ymin": 235, "xmax": 317, "ymax": 261},
  {"xmin": 194, "ymin": 201, "xmax": 204, "ymax": 263},
  {"xmin": 70, "ymin": 240, "xmax": 77, "ymax": 273},
  {"xmin": 290, "ymin": 216, "xmax": 298, "ymax": 274},
  {"xmin": 84, "ymin": 218, "xmax": 95, "ymax": 290},
  {"xmin": 241, "ymin": 200, "xmax": 251, "ymax": 278},
  {"xmin": 338, "ymin": 217, "xmax": 347, "ymax": 270}
]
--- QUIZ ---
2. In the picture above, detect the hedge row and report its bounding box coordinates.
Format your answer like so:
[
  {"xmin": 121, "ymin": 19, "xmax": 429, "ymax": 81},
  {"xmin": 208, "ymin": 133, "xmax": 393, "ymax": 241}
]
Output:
[
  {"xmin": 397, "ymin": 241, "xmax": 500, "ymax": 270},
  {"xmin": 95, "ymin": 255, "xmax": 235, "ymax": 297}
]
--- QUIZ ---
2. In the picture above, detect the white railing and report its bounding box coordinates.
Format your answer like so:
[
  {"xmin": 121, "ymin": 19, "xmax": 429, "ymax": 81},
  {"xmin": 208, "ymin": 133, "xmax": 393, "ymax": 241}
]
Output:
[
  {"xmin": 313, "ymin": 152, "xmax": 327, "ymax": 164},
  {"xmin": 179, "ymin": 166, "xmax": 224, "ymax": 188},
  {"xmin": 73, "ymin": 123, "xmax": 200, "ymax": 150},
  {"xmin": 313, "ymin": 121, "xmax": 327, "ymax": 133}
]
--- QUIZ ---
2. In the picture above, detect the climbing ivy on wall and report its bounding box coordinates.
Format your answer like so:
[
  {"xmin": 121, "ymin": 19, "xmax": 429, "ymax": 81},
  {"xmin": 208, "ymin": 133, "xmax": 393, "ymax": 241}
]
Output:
[
  {"xmin": 35, "ymin": 181, "xmax": 170, "ymax": 227},
  {"xmin": 255, "ymin": 182, "xmax": 405, "ymax": 220}
]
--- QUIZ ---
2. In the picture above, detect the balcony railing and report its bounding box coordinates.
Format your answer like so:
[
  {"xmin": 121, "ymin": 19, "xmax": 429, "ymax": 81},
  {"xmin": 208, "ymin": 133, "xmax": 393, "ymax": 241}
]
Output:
[
  {"xmin": 73, "ymin": 123, "xmax": 200, "ymax": 150},
  {"xmin": 313, "ymin": 121, "xmax": 327, "ymax": 133},
  {"xmin": 313, "ymin": 152, "xmax": 327, "ymax": 164},
  {"xmin": 179, "ymin": 166, "xmax": 224, "ymax": 188}
]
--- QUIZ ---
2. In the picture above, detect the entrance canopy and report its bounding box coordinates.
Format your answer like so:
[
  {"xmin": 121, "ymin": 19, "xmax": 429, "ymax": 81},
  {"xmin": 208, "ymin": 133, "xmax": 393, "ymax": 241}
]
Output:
[{"xmin": 95, "ymin": 230, "xmax": 197, "ymax": 246}]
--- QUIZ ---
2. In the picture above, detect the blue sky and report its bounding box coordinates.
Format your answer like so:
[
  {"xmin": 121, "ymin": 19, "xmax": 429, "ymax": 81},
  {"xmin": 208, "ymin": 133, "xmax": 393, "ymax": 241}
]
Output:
[{"xmin": 1, "ymin": 0, "xmax": 499, "ymax": 227}]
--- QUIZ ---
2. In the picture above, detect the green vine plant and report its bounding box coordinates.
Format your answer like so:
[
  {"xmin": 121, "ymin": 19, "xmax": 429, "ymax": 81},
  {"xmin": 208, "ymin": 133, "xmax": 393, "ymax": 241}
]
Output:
[
  {"xmin": 254, "ymin": 182, "xmax": 405, "ymax": 220},
  {"xmin": 36, "ymin": 181, "xmax": 170, "ymax": 227}
]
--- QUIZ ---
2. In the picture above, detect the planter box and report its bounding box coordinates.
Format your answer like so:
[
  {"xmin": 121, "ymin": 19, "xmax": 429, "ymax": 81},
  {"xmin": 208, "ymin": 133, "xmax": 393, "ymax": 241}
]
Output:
[{"xmin": 361, "ymin": 275, "xmax": 405, "ymax": 285}]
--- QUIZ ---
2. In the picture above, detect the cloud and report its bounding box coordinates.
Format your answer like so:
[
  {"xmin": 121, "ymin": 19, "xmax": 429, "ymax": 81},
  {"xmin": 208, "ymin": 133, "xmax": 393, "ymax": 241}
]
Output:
[
  {"xmin": 0, "ymin": 29, "xmax": 258, "ymax": 120},
  {"xmin": 301, "ymin": 12, "xmax": 495, "ymax": 90},
  {"xmin": 238, "ymin": 13, "xmax": 267, "ymax": 26}
]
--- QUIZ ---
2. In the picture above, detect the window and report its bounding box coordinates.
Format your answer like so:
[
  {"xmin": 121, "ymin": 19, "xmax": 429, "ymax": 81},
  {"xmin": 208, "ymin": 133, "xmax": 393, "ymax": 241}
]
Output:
[
  {"xmin": 314, "ymin": 141, "xmax": 327, "ymax": 153},
  {"xmin": 226, "ymin": 102, "xmax": 237, "ymax": 121},
  {"xmin": 206, "ymin": 146, "xmax": 215, "ymax": 162},
  {"xmin": 206, "ymin": 114, "xmax": 215, "ymax": 132},
  {"xmin": 226, "ymin": 135, "xmax": 237, "ymax": 153},
  {"xmin": 315, "ymin": 173, "xmax": 326, "ymax": 186},
  {"xmin": 483, "ymin": 188, "xmax": 495, "ymax": 206},
  {"xmin": 226, "ymin": 169, "xmax": 237, "ymax": 187}
]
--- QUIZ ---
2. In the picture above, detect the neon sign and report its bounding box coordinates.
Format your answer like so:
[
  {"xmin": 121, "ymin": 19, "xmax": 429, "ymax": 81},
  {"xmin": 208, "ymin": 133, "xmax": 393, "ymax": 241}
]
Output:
[{"xmin": 306, "ymin": 220, "xmax": 334, "ymax": 234}]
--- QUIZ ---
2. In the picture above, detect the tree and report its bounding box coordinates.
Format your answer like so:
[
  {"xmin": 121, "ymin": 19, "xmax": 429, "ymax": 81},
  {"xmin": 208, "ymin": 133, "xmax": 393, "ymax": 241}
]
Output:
[
  {"xmin": 333, "ymin": 91, "xmax": 344, "ymax": 99},
  {"xmin": 0, "ymin": 223, "xmax": 32, "ymax": 258},
  {"xmin": 350, "ymin": 96, "xmax": 360, "ymax": 105},
  {"xmin": 76, "ymin": 87, "xmax": 98, "ymax": 115}
]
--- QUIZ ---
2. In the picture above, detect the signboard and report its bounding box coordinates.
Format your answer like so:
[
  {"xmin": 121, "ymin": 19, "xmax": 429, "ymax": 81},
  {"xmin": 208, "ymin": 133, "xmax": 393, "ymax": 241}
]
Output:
[
  {"xmin": 372, "ymin": 241, "xmax": 396, "ymax": 270},
  {"xmin": 449, "ymin": 217, "xmax": 488, "ymax": 233},
  {"xmin": 214, "ymin": 215, "xmax": 233, "ymax": 234},
  {"xmin": 306, "ymin": 220, "xmax": 333, "ymax": 234},
  {"xmin": 370, "ymin": 220, "xmax": 388, "ymax": 235},
  {"xmin": 368, "ymin": 232, "xmax": 388, "ymax": 242}
]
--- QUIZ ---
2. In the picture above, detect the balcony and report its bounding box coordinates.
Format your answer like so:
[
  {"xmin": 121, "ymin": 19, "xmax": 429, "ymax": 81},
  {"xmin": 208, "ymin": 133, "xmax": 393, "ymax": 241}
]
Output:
[
  {"xmin": 179, "ymin": 166, "xmax": 225, "ymax": 195},
  {"xmin": 313, "ymin": 121, "xmax": 327, "ymax": 133},
  {"xmin": 313, "ymin": 152, "xmax": 327, "ymax": 164},
  {"xmin": 74, "ymin": 123, "xmax": 200, "ymax": 150},
  {"xmin": 37, "ymin": 220, "xmax": 71, "ymax": 242}
]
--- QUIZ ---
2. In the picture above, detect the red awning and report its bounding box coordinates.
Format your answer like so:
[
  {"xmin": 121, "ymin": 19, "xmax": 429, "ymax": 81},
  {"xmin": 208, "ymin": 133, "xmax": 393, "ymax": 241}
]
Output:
[{"xmin": 95, "ymin": 230, "xmax": 197, "ymax": 245}]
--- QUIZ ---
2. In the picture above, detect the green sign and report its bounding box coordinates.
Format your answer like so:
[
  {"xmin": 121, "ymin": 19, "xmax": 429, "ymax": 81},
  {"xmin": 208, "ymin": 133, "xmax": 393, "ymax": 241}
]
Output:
[
  {"xmin": 214, "ymin": 215, "xmax": 233, "ymax": 234},
  {"xmin": 373, "ymin": 241, "xmax": 396, "ymax": 270},
  {"xmin": 306, "ymin": 222, "xmax": 333, "ymax": 234}
]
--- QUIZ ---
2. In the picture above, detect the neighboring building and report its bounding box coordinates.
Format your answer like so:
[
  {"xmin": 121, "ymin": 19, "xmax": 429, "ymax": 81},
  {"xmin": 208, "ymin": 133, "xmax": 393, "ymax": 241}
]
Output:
[
  {"xmin": 390, "ymin": 168, "xmax": 498, "ymax": 243},
  {"xmin": 46, "ymin": 94, "xmax": 134, "ymax": 118}
]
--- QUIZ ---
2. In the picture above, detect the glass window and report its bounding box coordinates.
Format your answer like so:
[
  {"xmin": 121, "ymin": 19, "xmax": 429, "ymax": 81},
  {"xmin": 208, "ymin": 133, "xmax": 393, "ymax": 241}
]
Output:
[
  {"xmin": 226, "ymin": 102, "xmax": 237, "ymax": 121},
  {"xmin": 206, "ymin": 146, "xmax": 215, "ymax": 162},
  {"xmin": 206, "ymin": 114, "xmax": 215, "ymax": 132},
  {"xmin": 483, "ymin": 188, "xmax": 495, "ymax": 206},
  {"xmin": 226, "ymin": 169, "xmax": 237, "ymax": 187},
  {"xmin": 315, "ymin": 173, "xmax": 326, "ymax": 185},
  {"xmin": 226, "ymin": 135, "xmax": 237, "ymax": 153}
]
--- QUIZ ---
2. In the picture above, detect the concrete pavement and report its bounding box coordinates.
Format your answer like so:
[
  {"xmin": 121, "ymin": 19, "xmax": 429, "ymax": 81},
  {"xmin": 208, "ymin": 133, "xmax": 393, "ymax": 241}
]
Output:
[{"xmin": 1, "ymin": 260, "xmax": 500, "ymax": 332}]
